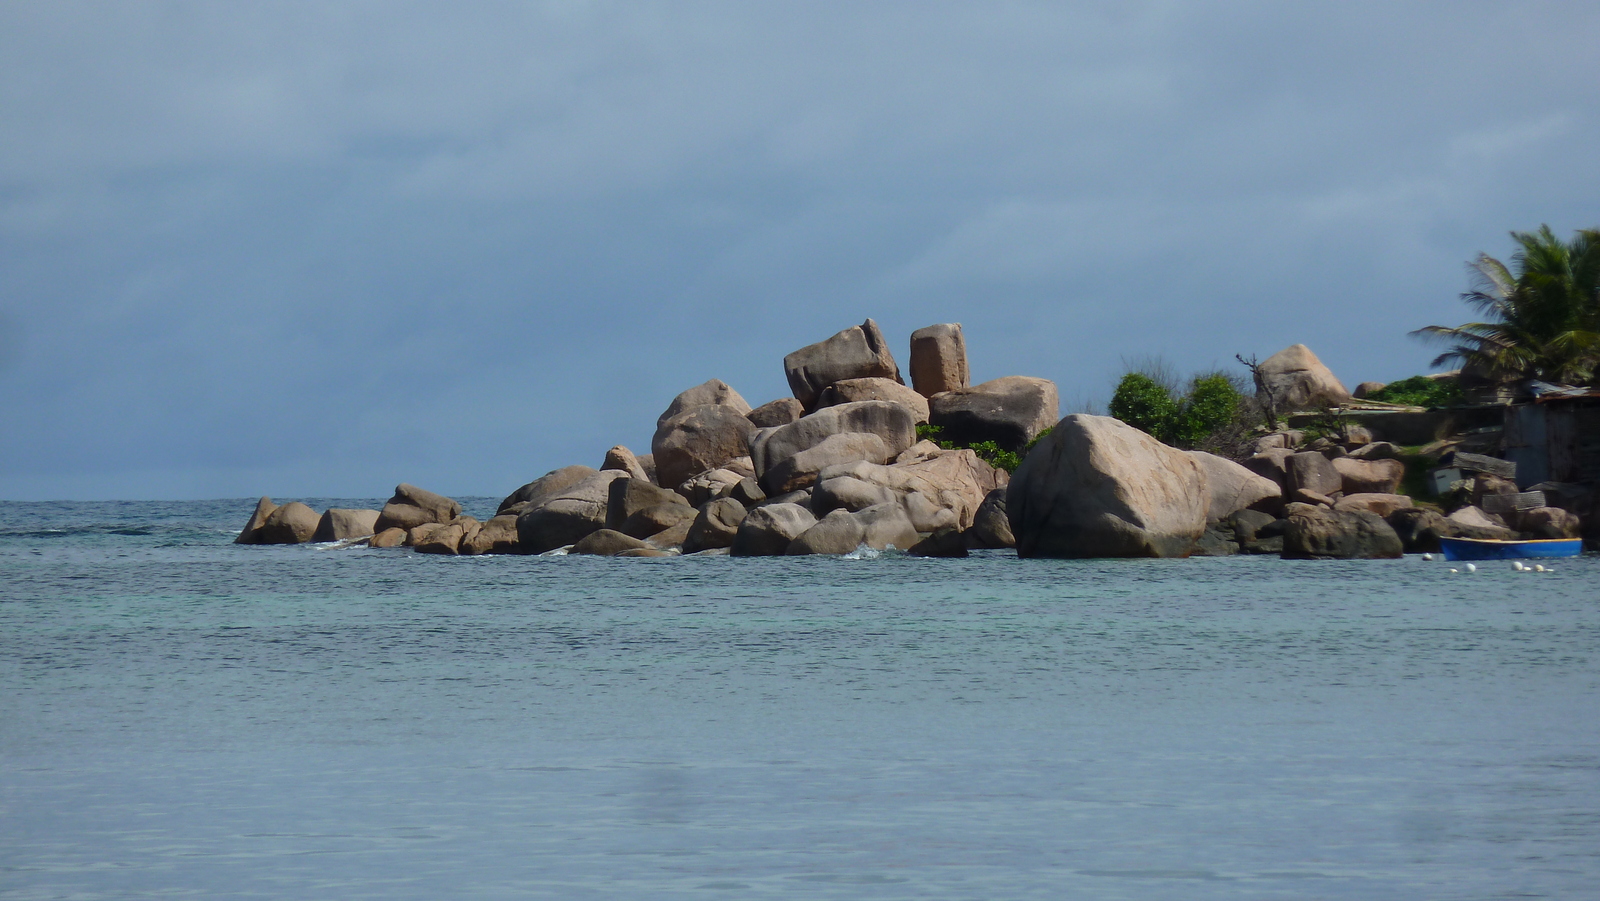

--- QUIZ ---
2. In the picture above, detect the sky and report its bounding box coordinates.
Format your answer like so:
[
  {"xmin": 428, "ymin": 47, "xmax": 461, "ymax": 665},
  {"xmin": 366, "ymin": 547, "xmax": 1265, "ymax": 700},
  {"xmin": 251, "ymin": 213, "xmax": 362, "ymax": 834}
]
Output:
[{"xmin": 2, "ymin": 1, "xmax": 1598, "ymax": 501}]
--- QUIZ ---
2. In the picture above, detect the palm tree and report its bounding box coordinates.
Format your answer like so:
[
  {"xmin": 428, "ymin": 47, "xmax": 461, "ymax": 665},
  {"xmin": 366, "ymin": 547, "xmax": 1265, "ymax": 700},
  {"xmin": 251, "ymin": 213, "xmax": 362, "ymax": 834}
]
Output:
[{"xmin": 1414, "ymin": 225, "xmax": 1600, "ymax": 386}]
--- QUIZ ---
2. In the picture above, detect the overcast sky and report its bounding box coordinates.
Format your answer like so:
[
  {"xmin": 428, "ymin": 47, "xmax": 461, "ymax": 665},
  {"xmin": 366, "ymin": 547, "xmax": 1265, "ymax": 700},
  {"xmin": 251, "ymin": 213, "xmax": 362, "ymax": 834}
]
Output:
[{"xmin": 2, "ymin": 1, "xmax": 1597, "ymax": 501}]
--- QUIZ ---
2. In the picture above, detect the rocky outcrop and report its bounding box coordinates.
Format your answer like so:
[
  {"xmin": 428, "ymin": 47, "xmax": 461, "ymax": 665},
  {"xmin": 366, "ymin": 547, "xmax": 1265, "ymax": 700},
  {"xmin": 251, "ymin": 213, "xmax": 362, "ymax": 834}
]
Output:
[
  {"xmin": 312, "ymin": 508, "xmax": 380, "ymax": 542},
  {"xmin": 1518, "ymin": 506, "xmax": 1581, "ymax": 539},
  {"xmin": 1006, "ymin": 414, "xmax": 1207, "ymax": 558},
  {"xmin": 651, "ymin": 405, "xmax": 758, "ymax": 492},
  {"xmin": 815, "ymin": 377, "xmax": 930, "ymax": 424},
  {"xmin": 1281, "ymin": 503, "xmax": 1402, "ymax": 559},
  {"xmin": 909, "ymin": 323, "xmax": 969, "ymax": 398},
  {"xmin": 236, "ymin": 496, "xmax": 278, "ymax": 544},
  {"xmin": 747, "ymin": 397, "xmax": 804, "ymax": 429},
  {"xmin": 620, "ymin": 503, "xmax": 697, "ymax": 540},
  {"xmin": 1333, "ymin": 493, "xmax": 1413, "ymax": 517},
  {"xmin": 369, "ymin": 527, "xmax": 407, "ymax": 549},
  {"xmin": 1286, "ymin": 452, "xmax": 1342, "ymax": 498},
  {"xmin": 1448, "ymin": 505, "xmax": 1509, "ymax": 531},
  {"xmin": 730, "ymin": 503, "xmax": 817, "ymax": 556},
  {"xmin": 656, "ymin": 378, "xmax": 751, "ymax": 428},
  {"xmin": 606, "ymin": 478, "xmax": 690, "ymax": 530},
  {"xmin": 514, "ymin": 469, "xmax": 629, "ymax": 553},
  {"xmin": 1331, "ymin": 456, "xmax": 1404, "ymax": 495},
  {"xmin": 256, "ymin": 501, "xmax": 321, "ymax": 544},
  {"xmin": 1255, "ymin": 344, "xmax": 1351, "ymax": 411},
  {"xmin": 678, "ymin": 468, "xmax": 747, "ymax": 506},
  {"xmin": 927, "ymin": 376, "xmax": 1058, "ymax": 453},
  {"xmin": 498, "ymin": 466, "xmax": 600, "ymax": 515},
  {"xmin": 1187, "ymin": 451, "xmax": 1282, "ymax": 520},
  {"xmin": 375, "ymin": 484, "xmax": 462, "ymax": 533},
  {"xmin": 601, "ymin": 446, "xmax": 652, "ymax": 484},
  {"xmin": 570, "ymin": 528, "xmax": 651, "ymax": 556},
  {"xmin": 1352, "ymin": 381, "xmax": 1386, "ymax": 399},
  {"xmin": 783, "ymin": 319, "xmax": 902, "ymax": 408},
  {"xmin": 812, "ymin": 448, "xmax": 1006, "ymax": 533},
  {"xmin": 682, "ymin": 498, "xmax": 747, "ymax": 554},
  {"xmin": 1386, "ymin": 507, "xmax": 1515, "ymax": 552},
  {"xmin": 751, "ymin": 400, "xmax": 917, "ymax": 493}
]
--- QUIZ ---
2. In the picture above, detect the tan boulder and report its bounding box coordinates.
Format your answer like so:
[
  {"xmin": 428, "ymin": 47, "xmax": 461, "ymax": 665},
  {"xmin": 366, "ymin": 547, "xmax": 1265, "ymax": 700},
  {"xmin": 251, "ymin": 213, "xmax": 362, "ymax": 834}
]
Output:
[
  {"xmin": 815, "ymin": 377, "xmax": 930, "ymax": 424},
  {"xmin": 1254, "ymin": 344, "xmax": 1351, "ymax": 411},
  {"xmin": 606, "ymin": 478, "xmax": 689, "ymax": 530},
  {"xmin": 1287, "ymin": 451, "xmax": 1343, "ymax": 497},
  {"xmin": 1005, "ymin": 414, "xmax": 1207, "ymax": 558},
  {"xmin": 375, "ymin": 484, "xmax": 462, "ymax": 532},
  {"xmin": 1243, "ymin": 446, "xmax": 1295, "ymax": 490},
  {"xmin": 235, "ymin": 496, "xmax": 278, "ymax": 544},
  {"xmin": 967, "ymin": 488, "xmax": 1015, "ymax": 549},
  {"xmin": 811, "ymin": 476, "xmax": 899, "ymax": 514},
  {"xmin": 256, "ymin": 502, "xmax": 321, "ymax": 544},
  {"xmin": 1187, "ymin": 451, "xmax": 1283, "ymax": 521},
  {"xmin": 682, "ymin": 498, "xmax": 747, "ymax": 554},
  {"xmin": 747, "ymin": 397, "xmax": 804, "ymax": 429},
  {"xmin": 908, "ymin": 323, "xmax": 969, "ymax": 398},
  {"xmin": 813, "ymin": 448, "xmax": 1006, "ymax": 531},
  {"xmin": 617, "ymin": 547, "xmax": 675, "ymax": 557},
  {"xmin": 783, "ymin": 318, "xmax": 903, "ymax": 408},
  {"xmin": 656, "ymin": 378, "xmax": 751, "ymax": 428},
  {"xmin": 570, "ymin": 529, "xmax": 652, "ymax": 556},
  {"xmin": 762, "ymin": 432, "xmax": 894, "ymax": 495},
  {"xmin": 1518, "ymin": 506, "xmax": 1581, "ymax": 539},
  {"xmin": 514, "ymin": 469, "xmax": 630, "ymax": 553},
  {"xmin": 312, "ymin": 508, "xmax": 380, "ymax": 542},
  {"xmin": 620, "ymin": 503, "xmax": 697, "ymax": 539},
  {"xmin": 894, "ymin": 440, "xmax": 946, "ymax": 465},
  {"xmin": 678, "ymin": 468, "xmax": 747, "ymax": 506},
  {"xmin": 1334, "ymin": 493, "xmax": 1413, "ymax": 517},
  {"xmin": 498, "ymin": 465, "xmax": 600, "ymax": 515},
  {"xmin": 414, "ymin": 516, "xmax": 480, "ymax": 555},
  {"xmin": 1282, "ymin": 503, "xmax": 1402, "ymax": 559},
  {"xmin": 644, "ymin": 517, "xmax": 695, "ymax": 550},
  {"xmin": 1331, "ymin": 456, "xmax": 1404, "ymax": 495},
  {"xmin": 406, "ymin": 522, "xmax": 446, "ymax": 546},
  {"xmin": 1352, "ymin": 381, "xmax": 1386, "ymax": 399},
  {"xmin": 601, "ymin": 446, "xmax": 652, "ymax": 483},
  {"xmin": 1448, "ymin": 505, "xmax": 1508, "ymax": 531},
  {"xmin": 927, "ymin": 376, "xmax": 1059, "ymax": 453},
  {"xmin": 651, "ymin": 404, "xmax": 758, "ymax": 492},
  {"xmin": 730, "ymin": 503, "xmax": 817, "ymax": 556},
  {"xmin": 751, "ymin": 400, "xmax": 917, "ymax": 492},
  {"xmin": 369, "ymin": 527, "xmax": 407, "ymax": 549},
  {"xmin": 460, "ymin": 514, "xmax": 520, "ymax": 555},
  {"xmin": 786, "ymin": 503, "xmax": 919, "ymax": 555}
]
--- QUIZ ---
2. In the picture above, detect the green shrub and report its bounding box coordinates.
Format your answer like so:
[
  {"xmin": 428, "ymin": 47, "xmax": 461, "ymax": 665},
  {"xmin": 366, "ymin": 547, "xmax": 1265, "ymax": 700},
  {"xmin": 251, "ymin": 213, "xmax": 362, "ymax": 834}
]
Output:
[
  {"xmin": 915, "ymin": 424, "xmax": 1025, "ymax": 472},
  {"xmin": 1365, "ymin": 375, "xmax": 1462, "ymax": 408},
  {"xmin": 1109, "ymin": 370, "xmax": 1243, "ymax": 449},
  {"xmin": 1108, "ymin": 373, "xmax": 1179, "ymax": 440}
]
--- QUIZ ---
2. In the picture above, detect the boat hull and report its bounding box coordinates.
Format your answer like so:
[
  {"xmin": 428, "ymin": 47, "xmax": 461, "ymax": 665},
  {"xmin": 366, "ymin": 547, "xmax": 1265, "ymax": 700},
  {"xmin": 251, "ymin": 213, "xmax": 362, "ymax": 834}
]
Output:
[{"xmin": 1438, "ymin": 536, "xmax": 1583, "ymax": 561}]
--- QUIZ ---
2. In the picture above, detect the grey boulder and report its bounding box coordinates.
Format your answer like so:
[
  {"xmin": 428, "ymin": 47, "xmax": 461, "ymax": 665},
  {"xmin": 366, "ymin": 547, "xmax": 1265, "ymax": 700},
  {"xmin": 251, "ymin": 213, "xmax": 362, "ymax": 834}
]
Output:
[
  {"xmin": 682, "ymin": 498, "xmax": 747, "ymax": 554},
  {"xmin": 1281, "ymin": 503, "xmax": 1402, "ymax": 559},
  {"xmin": 515, "ymin": 470, "xmax": 629, "ymax": 553},
  {"xmin": 1254, "ymin": 344, "xmax": 1351, "ymax": 411},
  {"xmin": 908, "ymin": 323, "xmax": 969, "ymax": 398},
  {"xmin": 1187, "ymin": 451, "xmax": 1283, "ymax": 520},
  {"xmin": 312, "ymin": 508, "xmax": 381, "ymax": 542},
  {"xmin": 657, "ymin": 378, "xmax": 751, "ymax": 428},
  {"xmin": 747, "ymin": 397, "xmax": 805, "ymax": 429},
  {"xmin": 499, "ymin": 465, "xmax": 600, "ymax": 515},
  {"xmin": 928, "ymin": 376, "xmax": 1059, "ymax": 453},
  {"xmin": 815, "ymin": 377, "xmax": 930, "ymax": 424},
  {"xmin": 783, "ymin": 319, "xmax": 903, "ymax": 409},
  {"xmin": 730, "ymin": 503, "xmax": 817, "ymax": 556},
  {"xmin": 652, "ymin": 405, "xmax": 758, "ymax": 494},
  {"xmin": 256, "ymin": 501, "xmax": 321, "ymax": 544},
  {"xmin": 751, "ymin": 400, "xmax": 917, "ymax": 493},
  {"xmin": 375, "ymin": 484, "xmax": 462, "ymax": 533}
]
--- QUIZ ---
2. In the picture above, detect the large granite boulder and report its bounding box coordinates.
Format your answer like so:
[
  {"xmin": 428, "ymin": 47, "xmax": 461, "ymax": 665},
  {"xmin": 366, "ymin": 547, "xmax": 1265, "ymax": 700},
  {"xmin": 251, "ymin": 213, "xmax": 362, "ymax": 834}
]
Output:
[
  {"xmin": 1242, "ymin": 447, "xmax": 1294, "ymax": 491},
  {"xmin": 256, "ymin": 501, "xmax": 321, "ymax": 544},
  {"xmin": 1386, "ymin": 507, "xmax": 1516, "ymax": 552},
  {"xmin": 514, "ymin": 469, "xmax": 629, "ymax": 553},
  {"xmin": 682, "ymin": 498, "xmax": 747, "ymax": 554},
  {"xmin": 570, "ymin": 529, "xmax": 651, "ymax": 556},
  {"xmin": 375, "ymin": 484, "xmax": 462, "ymax": 533},
  {"xmin": 928, "ymin": 376, "xmax": 1059, "ymax": 453},
  {"xmin": 1333, "ymin": 494, "xmax": 1413, "ymax": 517},
  {"xmin": 620, "ymin": 503, "xmax": 697, "ymax": 540},
  {"xmin": 1187, "ymin": 451, "xmax": 1283, "ymax": 521},
  {"xmin": 1518, "ymin": 506, "xmax": 1581, "ymax": 539},
  {"xmin": 751, "ymin": 400, "xmax": 917, "ymax": 493},
  {"xmin": 678, "ymin": 467, "xmax": 747, "ymax": 506},
  {"xmin": 656, "ymin": 378, "xmax": 751, "ymax": 428},
  {"xmin": 908, "ymin": 323, "xmax": 969, "ymax": 398},
  {"xmin": 1331, "ymin": 456, "xmax": 1404, "ymax": 495},
  {"xmin": 811, "ymin": 476, "xmax": 899, "ymax": 515},
  {"xmin": 812, "ymin": 448, "xmax": 1007, "ymax": 532},
  {"xmin": 787, "ymin": 503, "xmax": 919, "ymax": 555},
  {"xmin": 747, "ymin": 397, "xmax": 804, "ymax": 428},
  {"xmin": 415, "ymin": 516, "xmax": 481, "ymax": 555},
  {"xmin": 235, "ymin": 496, "xmax": 278, "ymax": 544},
  {"xmin": 762, "ymin": 433, "xmax": 894, "ymax": 495},
  {"xmin": 652, "ymin": 404, "xmax": 758, "ymax": 492},
  {"xmin": 1281, "ymin": 503, "xmax": 1402, "ymax": 559},
  {"xmin": 499, "ymin": 465, "xmax": 600, "ymax": 515},
  {"xmin": 601, "ymin": 446, "xmax": 653, "ymax": 484},
  {"xmin": 1006, "ymin": 414, "xmax": 1207, "ymax": 558},
  {"xmin": 606, "ymin": 478, "xmax": 690, "ymax": 531},
  {"xmin": 460, "ymin": 514, "xmax": 520, "ymax": 555},
  {"xmin": 815, "ymin": 377, "xmax": 930, "ymax": 424},
  {"xmin": 967, "ymin": 488, "xmax": 1015, "ymax": 549},
  {"xmin": 784, "ymin": 319, "xmax": 902, "ymax": 408},
  {"xmin": 312, "ymin": 508, "xmax": 381, "ymax": 542},
  {"xmin": 729, "ymin": 503, "xmax": 817, "ymax": 556},
  {"xmin": 1286, "ymin": 452, "xmax": 1342, "ymax": 497},
  {"xmin": 1255, "ymin": 344, "xmax": 1351, "ymax": 411},
  {"xmin": 369, "ymin": 527, "xmax": 407, "ymax": 549}
]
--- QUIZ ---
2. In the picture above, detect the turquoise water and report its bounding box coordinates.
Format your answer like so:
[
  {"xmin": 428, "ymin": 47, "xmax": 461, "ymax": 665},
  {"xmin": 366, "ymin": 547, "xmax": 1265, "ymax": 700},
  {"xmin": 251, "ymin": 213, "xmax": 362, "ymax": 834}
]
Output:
[{"xmin": 2, "ymin": 499, "xmax": 1598, "ymax": 899}]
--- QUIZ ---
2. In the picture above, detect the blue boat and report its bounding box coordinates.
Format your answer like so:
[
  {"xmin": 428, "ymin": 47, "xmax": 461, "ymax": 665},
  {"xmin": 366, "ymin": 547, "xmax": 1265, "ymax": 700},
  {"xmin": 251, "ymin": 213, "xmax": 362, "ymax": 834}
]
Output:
[{"xmin": 1438, "ymin": 536, "xmax": 1584, "ymax": 561}]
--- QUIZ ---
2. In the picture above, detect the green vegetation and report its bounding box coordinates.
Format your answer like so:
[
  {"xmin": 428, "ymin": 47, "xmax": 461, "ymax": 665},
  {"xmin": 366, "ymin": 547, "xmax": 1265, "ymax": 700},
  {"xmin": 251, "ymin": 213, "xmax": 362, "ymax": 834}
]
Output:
[
  {"xmin": 1364, "ymin": 375, "xmax": 1462, "ymax": 408},
  {"xmin": 1108, "ymin": 369, "xmax": 1243, "ymax": 449},
  {"xmin": 915, "ymin": 424, "xmax": 1021, "ymax": 472},
  {"xmin": 1414, "ymin": 224, "xmax": 1600, "ymax": 386}
]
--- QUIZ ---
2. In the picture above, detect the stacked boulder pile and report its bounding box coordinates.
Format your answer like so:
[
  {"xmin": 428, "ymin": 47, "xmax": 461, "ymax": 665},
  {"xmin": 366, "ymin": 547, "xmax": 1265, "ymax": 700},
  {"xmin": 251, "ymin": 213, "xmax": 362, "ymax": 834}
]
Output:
[{"xmin": 239, "ymin": 320, "xmax": 1053, "ymax": 557}]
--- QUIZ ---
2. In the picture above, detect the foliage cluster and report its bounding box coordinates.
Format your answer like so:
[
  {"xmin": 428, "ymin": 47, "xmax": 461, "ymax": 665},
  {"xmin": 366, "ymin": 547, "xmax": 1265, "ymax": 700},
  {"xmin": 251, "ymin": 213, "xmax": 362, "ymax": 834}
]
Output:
[
  {"xmin": 915, "ymin": 423, "xmax": 1022, "ymax": 472},
  {"xmin": 1107, "ymin": 370, "xmax": 1244, "ymax": 450},
  {"xmin": 1415, "ymin": 224, "xmax": 1600, "ymax": 386},
  {"xmin": 1364, "ymin": 375, "xmax": 1463, "ymax": 408}
]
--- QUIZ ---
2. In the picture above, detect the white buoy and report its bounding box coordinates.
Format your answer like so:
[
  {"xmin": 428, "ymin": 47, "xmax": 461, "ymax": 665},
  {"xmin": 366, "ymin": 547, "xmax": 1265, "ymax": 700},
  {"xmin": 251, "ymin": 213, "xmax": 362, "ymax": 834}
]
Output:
[
  {"xmin": 1534, "ymin": 564, "xmax": 1546, "ymax": 573},
  {"xmin": 1449, "ymin": 568, "xmax": 1459, "ymax": 574},
  {"xmin": 1422, "ymin": 553, "xmax": 1434, "ymax": 561},
  {"xmin": 1465, "ymin": 563, "xmax": 1476, "ymax": 573},
  {"xmin": 1512, "ymin": 561, "xmax": 1526, "ymax": 572}
]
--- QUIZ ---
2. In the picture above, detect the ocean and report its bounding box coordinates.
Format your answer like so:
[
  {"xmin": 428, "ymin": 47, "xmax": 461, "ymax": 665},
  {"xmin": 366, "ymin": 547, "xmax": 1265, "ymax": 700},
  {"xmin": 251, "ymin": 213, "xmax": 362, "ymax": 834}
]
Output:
[{"xmin": 2, "ymin": 498, "xmax": 1598, "ymax": 899}]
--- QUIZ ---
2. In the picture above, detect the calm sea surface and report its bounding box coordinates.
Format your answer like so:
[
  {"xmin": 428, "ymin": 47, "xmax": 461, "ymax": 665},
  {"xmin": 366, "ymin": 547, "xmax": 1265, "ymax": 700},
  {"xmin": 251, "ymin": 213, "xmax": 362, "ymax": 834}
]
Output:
[{"xmin": 2, "ymin": 498, "xmax": 1598, "ymax": 899}]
